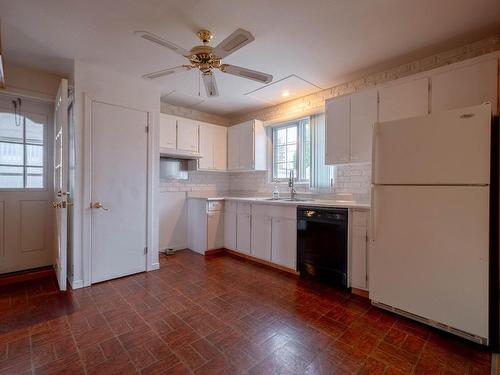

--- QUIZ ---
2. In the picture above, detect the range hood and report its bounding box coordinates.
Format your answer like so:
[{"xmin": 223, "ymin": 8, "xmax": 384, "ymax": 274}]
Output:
[{"xmin": 159, "ymin": 147, "xmax": 202, "ymax": 160}]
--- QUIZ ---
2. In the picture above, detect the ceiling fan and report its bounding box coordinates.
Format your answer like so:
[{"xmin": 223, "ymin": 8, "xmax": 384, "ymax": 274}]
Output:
[{"xmin": 135, "ymin": 28, "xmax": 273, "ymax": 97}]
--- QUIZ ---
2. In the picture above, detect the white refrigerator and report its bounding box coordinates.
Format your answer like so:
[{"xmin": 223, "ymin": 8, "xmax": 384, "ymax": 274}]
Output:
[{"xmin": 370, "ymin": 103, "xmax": 493, "ymax": 345}]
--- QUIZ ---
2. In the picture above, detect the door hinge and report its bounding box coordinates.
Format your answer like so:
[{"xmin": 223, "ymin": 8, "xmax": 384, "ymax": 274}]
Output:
[
  {"xmin": 145, "ymin": 126, "xmax": 149, "ymax": 133},
  {"xmin": 144, "ymin": 247, "xmax": 148, "ymax": 254}
]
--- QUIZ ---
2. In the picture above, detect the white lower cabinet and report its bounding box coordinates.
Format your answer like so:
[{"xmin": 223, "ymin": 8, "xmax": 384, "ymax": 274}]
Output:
[
  {"xmin": 224, "ymin": 201, "xmax": 237, "ymax": 250},
  {"xmin": 271, "ymin": 217, "xmax": 297, "ymax": 270},
  {"xmin": 350, "ymin": 209, "xmax": 369, "ymax": 290},
  {"xmin": 224, "ymin": 211, "xmax": 237, "ymax": 250},
  {"xmin": 236, "ymin": 213, "xmax": 251, "ymax": 254},
  {"xmin": 207, "ymin": 211, "xmax": 224, "ymax": 250},
  {"xmin": 251, "ymin": 214, "xmax": 272, "ymax": 261}
]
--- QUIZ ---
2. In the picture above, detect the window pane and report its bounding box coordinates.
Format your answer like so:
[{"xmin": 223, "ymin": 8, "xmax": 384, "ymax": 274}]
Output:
[
  {"xmin": 287, "ymin": 126, "xmax": 297, "ymax": 143},
  {"xmin": 26, "ymin": 167, "xmax": 43, "ymax": 188},
  {"xmin": 275, "ymin": 128, "xmax": 287, "ymax": 145},
  {"xmin": 274, "ymin": 145, "xmax": 286, "ymax": 164},
  {"xmin": 0, "ymin": 165, "xmax": 23, "ymax": 188},
  {"xmin": 0, "ymin": 142, "xmax": 23, "ymax": 165},
  {"xmin": 275, "ymin": 163, "xmax": 288, "ymax": 179},
  {"xmin": 26, "ymin": 144, "xmax": 43, "ymax": 166},
  {"xmin": 26, "ymin": 116, "xmax": 44, "ymax": 145},
  {"xmin": 0, "ymin": 111, "xmax": 23, "ymax": 143},
  {"xmin": 286, "ymin": 144, "xmax": 297, "ymax": 163}
]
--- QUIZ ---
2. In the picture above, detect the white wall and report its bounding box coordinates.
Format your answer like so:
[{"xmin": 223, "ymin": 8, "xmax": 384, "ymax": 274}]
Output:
[
  {"xmin": 3, "ymin": 62, "xmax": 64, "ymax": 101},
  {"xmin": 70, "ymin": 60, "xmax": 161, "ymax": 288}
]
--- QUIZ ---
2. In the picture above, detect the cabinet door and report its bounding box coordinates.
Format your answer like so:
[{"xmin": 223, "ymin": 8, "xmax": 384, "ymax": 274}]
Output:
[
  {"xmin": 239, "ymin": 121, "xmax": 255, "ymax": 170},
  {"xmin": 177, "ymin": 118, "xmax": 199, "ymax": 152},
  {"xmin": 236, "ymin": 213, "xmax": 251, "ymax": 254},
  {"xmin": 350, "ymin": 89, "xmax": 378, "ymax": 163},
  {"xmin": 251, "ymin": 215, "xmax": 271, "ymax": 261},
  {"xmin": 271, "ymin": 217, "xmax": 297, "ymax": 270},
  {"xmin": 213, "ymin": 125, "xmax": 227, "ymax": 170},
  {"xmin": 431, "ymin": 59, "xmax": 498, "ymax": 114},
  {"xmin": 159, "ymin": 114, "xmax": 177, "ymax": 149},
  {"xmin": 198, "ymin": 124, "xmax": 214, "ymax": 170},
  {"xmin": 227, "ymin": 126, "xmax": 239, "ymax": 170},
  {"xmin": 207, "ymin": 212, "xmax": 224, "ymax": 250},
  {"xmin": 325, "ymin": 96, "xmax": 350, "ymax": 164},
  {"xmin": 350, "ymin": 210, "xmax": 368, "ymax": 290},
  {"xmin": 224, "ymin": 211, "xmax": 237, "ymax": 250},
  {"xmin": 379, "ymin": 78, "xmax": 429, "ymax": 122}
]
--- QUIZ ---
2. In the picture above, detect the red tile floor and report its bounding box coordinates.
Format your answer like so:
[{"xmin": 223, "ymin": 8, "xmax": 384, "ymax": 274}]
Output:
[{"xmin": 0, "ymin": 250, "xmax": 492, "ymax": 374}]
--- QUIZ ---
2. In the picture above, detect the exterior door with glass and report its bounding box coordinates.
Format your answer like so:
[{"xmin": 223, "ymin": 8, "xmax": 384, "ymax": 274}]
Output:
[{"xmin": 0, "ymin": 94, "xmax": 55, "ymax": 275}]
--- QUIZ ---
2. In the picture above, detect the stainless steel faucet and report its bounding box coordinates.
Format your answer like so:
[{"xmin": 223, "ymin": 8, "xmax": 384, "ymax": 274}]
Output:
[{"xmin": 288, "ymin": 170, "xmax": 297, "ymax": 201}]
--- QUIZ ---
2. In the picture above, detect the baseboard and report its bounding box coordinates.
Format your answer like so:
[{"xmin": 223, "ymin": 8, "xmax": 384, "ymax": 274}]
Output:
[
  {"xmin": 0, "ymin": 266, "xmax": 54, "ymax": 287},
  {"xmin": 224, "ymin": 249, "xmax": 299, "ymax": 276},
  {"xmin": 351, "ymin": 287, "xmax": 369, "ymax": 299},
  {"xmin": 205, "ymin": 248, "xmax": 225, "ymax": 256},
  {"xmin": 68, "ymin": 277, "xmax": 84, "ymax": 290}
]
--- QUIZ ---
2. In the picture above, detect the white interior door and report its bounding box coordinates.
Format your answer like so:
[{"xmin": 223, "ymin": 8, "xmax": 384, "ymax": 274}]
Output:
[
  {"xmin": 370, "ymin": 185, "xmax": 489, "ymax": 339},
  {"xmin": 54, "ymin": 79, "xmax": 69, "ymax": 291},
  {"xmin": 90, "ymin": 101, "xmax": 148, "ymax": 283}
]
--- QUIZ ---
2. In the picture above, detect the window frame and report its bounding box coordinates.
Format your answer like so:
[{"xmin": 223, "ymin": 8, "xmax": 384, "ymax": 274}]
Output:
[
  {"xmin": 271, "ymin": 117, "xmax": 310, "ymax": 183},
  {"xmin": 0, "ymin": 106, "xmax": 47, "ymax": 191}
]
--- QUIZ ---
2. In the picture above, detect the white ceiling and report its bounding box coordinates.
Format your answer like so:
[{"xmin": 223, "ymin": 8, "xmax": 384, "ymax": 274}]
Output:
[{"xmin": 0, "ymin": 0, "xmax": 499, "ymax": 116}]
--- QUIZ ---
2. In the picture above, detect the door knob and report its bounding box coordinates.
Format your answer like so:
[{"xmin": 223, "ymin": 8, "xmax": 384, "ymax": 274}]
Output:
[
  {"xmin": 52, "ymin": 201, "xmax": 73, "ymax": 208},
  {"xmin": 91, "ymin": 202, "xmax": 109, "ymax": 211}
]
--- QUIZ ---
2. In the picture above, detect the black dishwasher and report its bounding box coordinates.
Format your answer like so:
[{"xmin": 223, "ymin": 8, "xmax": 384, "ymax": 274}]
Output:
[{"xmin": 297, "ymin": 207, "xmax": 348, "ymax": 288}]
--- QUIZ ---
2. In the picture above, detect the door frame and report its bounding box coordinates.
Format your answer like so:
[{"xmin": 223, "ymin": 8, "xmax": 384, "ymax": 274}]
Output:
[{"xmin": 82, "ymin": 93, "xmax": 157, "ymax": 287}]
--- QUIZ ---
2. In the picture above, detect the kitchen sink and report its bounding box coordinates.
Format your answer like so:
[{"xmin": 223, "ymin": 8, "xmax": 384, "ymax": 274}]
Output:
[{"xmin": 263, "ymin": 197, "xmax": 314, "ymax": 202}]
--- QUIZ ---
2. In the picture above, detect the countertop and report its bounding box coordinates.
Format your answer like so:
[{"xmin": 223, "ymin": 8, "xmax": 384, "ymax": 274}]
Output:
[{"xmin": 187, "ymin": 196, "xmax": 370, "ymax": 209}]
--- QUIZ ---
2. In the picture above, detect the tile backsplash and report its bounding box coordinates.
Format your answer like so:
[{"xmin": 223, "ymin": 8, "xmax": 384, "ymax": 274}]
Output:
[{"xmin": 160, "ymin": 163, "xmax": 371, "ymax": 202}]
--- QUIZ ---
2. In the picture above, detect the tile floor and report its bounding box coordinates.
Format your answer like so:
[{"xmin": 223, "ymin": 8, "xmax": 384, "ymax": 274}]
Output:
[{"xmin": 0, "ymin": 250, "xmax": 492, "ymax": 374}]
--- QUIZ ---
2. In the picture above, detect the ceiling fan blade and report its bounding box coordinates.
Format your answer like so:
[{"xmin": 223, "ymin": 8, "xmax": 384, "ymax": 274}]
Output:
[
  {"xmin": 220, "ymin": 64, "xmax": 273, "ymax": 84},
  {"xmin": 142, "ymin": 65, "xmax": 191, "ymax": 80},
  {"xmin": 212, "ymin": 28, "xmax": 255, "ymax": 59},
  {"xmin": 202, "ymin": 72, "xmax": 219, "ymax": 97},
  {"xmin": 135, "ymin": 31, "xmax": 191, "ymax": 58}
]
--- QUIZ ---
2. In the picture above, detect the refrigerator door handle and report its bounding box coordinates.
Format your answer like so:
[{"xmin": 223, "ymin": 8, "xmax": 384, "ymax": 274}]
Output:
[
  {"xmin": 371, "ymin": 123, "xmax": 378, "ymax": 185},
  {"xmin": 370, "ymin": 186, "xmax": 376, "ymax": 242}
]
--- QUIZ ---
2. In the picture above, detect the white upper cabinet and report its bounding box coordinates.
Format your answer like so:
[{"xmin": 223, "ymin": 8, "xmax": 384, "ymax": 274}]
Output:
[
  {"xmin": 198, "ymin": 123, "xmax": 227, "ymax": 171},
  {"xmin": 325, "ymin": 88, "xmax": 378, "ymax": 165},
  {"xmin": 177, "ymin": 118, "xmax": 199, "ymax": 152},
  {"xmin": 325, "ymin": 95, "xmax": 350, "ymax": 164},
  {"xmin": 431, "ymin": 59, "xmax": 498, "ymax": 114},
  {"xmin": 378, "ymin": 78, "xmax": 429, "ymax": 122},
  {"xmin": 159, "ymin": 114, "xmax": 177, "ymax": 149},
  {"xmin": 227, "ymin": 126, "xmax": 239, "ymax": 171},
  {"xmin": 213, "ymin": 125, "xmax": 227, "ymax": 170},
  {"xmin": 227, "ymin": 120, "xmax": 267, "ymax": 171},
  {"xmin": 350, "ymin": 89, "xmax": 378, "ymax": 163},
  {"xmin": 198, "ymin": 124, "xmax": 214, "ymax": 170}
]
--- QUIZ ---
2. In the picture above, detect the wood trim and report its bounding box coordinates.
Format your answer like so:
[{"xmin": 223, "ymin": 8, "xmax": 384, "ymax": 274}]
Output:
[
  {"xmin": 351, "ymin": 287, "xmax": 369, "ymax": 299},
  {"xmin": 224, "ymin": 249, "xmax": 299, "ymax": 276},
  {"xmin": 0, "ymin": 266, "xmax": 54, "ymax": 287},
  {"xmin": 205, "ymin": 248, "xmax": 225, "ymax": 256}
]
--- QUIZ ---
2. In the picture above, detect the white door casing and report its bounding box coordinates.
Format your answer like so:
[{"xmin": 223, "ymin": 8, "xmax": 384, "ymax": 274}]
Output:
[
  {"xmin": 54, "ymin": 79, "xmax": 69, "ymax": 291},
  {"xmin": 89, "ymin": 100, "xmax": 148, "ymax": 283}
]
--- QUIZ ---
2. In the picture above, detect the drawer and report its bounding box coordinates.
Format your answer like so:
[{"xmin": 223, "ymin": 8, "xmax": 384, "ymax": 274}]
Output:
[
  {"xmin": 237, "ymin": 202, "xmax": 252, "ymax": 214},
  {"xmin": 252, "ymin": 203, "xmax": 273, "ymax": 216},
  {"xmin": 269, "ymin": 205, "xmax": 296, "ymax": 220},
  {"xmin": 207, "ymin": 200, "xmax": 224, "ymax": 212},
  {"xmin": 225, "ymin": 201, "xmax": 238, "ymax": 213}
]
